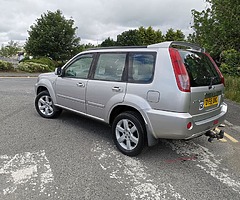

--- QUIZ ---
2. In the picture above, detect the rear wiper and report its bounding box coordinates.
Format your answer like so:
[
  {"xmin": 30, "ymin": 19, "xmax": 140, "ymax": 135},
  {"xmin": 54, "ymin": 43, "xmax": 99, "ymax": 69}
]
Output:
[{"xmin": 209, "ymin": 76, "xmax": 216, "ymax": 89}]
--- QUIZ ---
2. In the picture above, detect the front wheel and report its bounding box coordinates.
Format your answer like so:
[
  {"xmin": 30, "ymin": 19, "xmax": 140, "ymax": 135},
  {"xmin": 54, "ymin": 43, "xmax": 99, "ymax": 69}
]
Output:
[
  {"xmin": 112, "ymin": 111, "xmax": 145, "ymax": 156},
  {"xmin": 35, "ymin": 90, "xmax": 62, "ymax": 118}
]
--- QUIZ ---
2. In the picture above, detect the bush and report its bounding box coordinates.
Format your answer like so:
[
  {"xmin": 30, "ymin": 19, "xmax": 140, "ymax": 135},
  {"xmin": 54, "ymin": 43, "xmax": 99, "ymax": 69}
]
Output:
[
  {"xmin": 18, "ymin": 62, "xmax": 53, "ymax": 73},
  {"xmin": 18, "ymin": 57, "xmax": 58, "ymax": 72},
  {"xmin": 21, "ymin": 57, "xmax": 57, "ymax": 68},
  {"xmin": 0, "ymin": 60, "xmax": 14, "ymax": 71},
  {"xmin": 220, "ymin": 49, "xmax": 240, "ymax": 76}
]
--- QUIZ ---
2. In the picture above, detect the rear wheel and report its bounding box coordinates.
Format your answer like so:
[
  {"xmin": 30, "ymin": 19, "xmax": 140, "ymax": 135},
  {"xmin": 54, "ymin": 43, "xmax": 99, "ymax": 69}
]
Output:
[
  {"xmin": 112, "ymin": 111, "xmax": 145, "ymax": 156},
  {"xmin": 35, "ymin": 91, "xmax": 62, "ymax": 118}
]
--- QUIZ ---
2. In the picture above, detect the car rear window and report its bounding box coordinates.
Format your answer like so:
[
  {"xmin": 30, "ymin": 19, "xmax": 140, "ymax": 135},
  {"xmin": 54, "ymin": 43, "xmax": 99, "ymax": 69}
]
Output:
[{"xmin": 179, "ymin": 50, "xmax": 221, "ymax": 87}]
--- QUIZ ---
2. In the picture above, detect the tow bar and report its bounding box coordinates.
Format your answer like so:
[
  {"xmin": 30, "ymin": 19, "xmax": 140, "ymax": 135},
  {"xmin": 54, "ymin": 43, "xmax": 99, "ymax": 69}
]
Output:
[{"xmin": 205, "ymin": 129, "xmax": 224, "ymax": 142}]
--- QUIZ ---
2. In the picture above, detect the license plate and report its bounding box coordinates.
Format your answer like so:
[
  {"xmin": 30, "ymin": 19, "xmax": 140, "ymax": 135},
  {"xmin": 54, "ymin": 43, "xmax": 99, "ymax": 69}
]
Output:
[{"xmin": 204, "ymin": 96, "xmax": 218, "ymax": 108}]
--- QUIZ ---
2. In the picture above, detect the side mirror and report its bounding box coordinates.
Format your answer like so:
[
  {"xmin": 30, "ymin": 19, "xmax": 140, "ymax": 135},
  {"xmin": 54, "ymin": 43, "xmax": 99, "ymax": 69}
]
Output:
[{"xmin": 55, "ymin": 67, "xmax": 62, "ymax": 76}]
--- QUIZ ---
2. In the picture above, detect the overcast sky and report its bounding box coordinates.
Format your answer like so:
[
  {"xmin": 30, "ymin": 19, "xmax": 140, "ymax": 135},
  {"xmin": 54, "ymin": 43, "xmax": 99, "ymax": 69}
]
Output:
[{"xmin": 0, "ymin": 0, "xmax": 207, "ymax": 46}]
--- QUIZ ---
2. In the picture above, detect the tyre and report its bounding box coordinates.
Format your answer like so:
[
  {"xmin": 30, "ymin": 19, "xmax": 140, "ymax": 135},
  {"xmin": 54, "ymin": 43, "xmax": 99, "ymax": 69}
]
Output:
[
  {"xmin": 112, "ymin": 111, "xmax": 145, "ymax": 156},
  {"xmin": 35, "ymin": 90, "xmax": 62, "ymax": 118}
]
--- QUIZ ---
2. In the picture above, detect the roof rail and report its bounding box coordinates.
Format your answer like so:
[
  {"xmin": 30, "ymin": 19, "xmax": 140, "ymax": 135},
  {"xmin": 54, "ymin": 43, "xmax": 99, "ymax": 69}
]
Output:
[
  {"xmin": 88, "ymin": 46, "xmax": 147, "ymax": 50},
  {"xmin": 148, "ymin": 41, "xmax": 205, "ymax": 52}
]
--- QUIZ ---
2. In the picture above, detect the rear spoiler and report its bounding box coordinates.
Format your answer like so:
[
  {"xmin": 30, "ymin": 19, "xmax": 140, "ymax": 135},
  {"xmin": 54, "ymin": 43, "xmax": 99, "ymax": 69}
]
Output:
[{"xmin": 148, "ymin": 41, "xmax": 205, "ymax": 53}]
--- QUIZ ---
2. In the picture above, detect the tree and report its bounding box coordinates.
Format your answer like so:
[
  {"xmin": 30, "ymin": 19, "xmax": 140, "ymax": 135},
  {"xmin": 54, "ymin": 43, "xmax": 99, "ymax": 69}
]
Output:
[
  {"xmin": 165, "ymin": 28, "xmax": 185, "ymax": 41},
  {"xmin": 116, "ymin": 29, "xmax": 142, "ymax": 46},
  {"xmin": 101, "ymin": 26, "xmax": 186, "ymax": 47},
  {"xmin": 25, "ymin": 10, "xmax": 80, "ymax": 61},
  {"xmin": 101, "ymin": 37, "xmax": 116, "ymax": 47},
  {"xmin": 103, "ymin": 26, "xmax": 165, "ymax": 47},
  {"xmin": 78, "ymin": 43, "xmax": 97, "ymax": 52},
  {"xmin": 189, "ymin": 0, "xmax": 240, "ymax": 58},
  {"xmin": 0, "ymin": 40, "xmax": 21, "ymax": 57},
  {"xmin": 138, "ymin": 26, "xmax": 164, "ymax": 45},
  {"xmin": 220, "ymin": 49, "xmax": 240, "ymax": 76}
]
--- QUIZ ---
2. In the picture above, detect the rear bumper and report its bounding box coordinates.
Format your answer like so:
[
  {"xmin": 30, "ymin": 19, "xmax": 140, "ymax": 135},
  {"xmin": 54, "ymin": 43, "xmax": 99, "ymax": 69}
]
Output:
[{"xmin": 145, "ymin": 102, "xmax": 227, "ymax": 140}]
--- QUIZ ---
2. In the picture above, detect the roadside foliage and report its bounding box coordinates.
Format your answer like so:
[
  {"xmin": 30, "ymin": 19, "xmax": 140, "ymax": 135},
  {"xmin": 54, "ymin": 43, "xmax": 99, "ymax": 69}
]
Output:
[
  {"xmin": 1, "ymin": 2, "xmax": 239, "ymax": 102},
  {"xmin": 0, "ymin": 60, "xmax": 14, "ymax": 71},
  {"xmin": 25, "ymin": 10, "xmax": 80, "ymax": 62}
]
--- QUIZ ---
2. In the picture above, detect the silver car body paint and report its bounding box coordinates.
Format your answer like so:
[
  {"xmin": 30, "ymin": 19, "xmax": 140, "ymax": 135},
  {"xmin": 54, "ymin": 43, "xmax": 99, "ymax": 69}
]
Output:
[{"xmin": 35, "ymin": 41, "xmax": 227, "ymax": 145}]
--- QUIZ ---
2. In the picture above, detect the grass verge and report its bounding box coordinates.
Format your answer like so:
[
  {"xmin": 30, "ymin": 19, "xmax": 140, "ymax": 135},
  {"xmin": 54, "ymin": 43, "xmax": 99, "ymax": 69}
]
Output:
[{"xmin": 224, "ymin": 75, "xmax": 240, "ymax": 104}]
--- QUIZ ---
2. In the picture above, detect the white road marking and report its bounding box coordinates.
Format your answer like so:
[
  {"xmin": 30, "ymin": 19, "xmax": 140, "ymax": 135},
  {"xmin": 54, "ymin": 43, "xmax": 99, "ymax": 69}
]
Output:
[
  {"xmin": 0, "ymin": 77, "xmax": 37, "ymax": 79},
  {"xmin": 0, "ymin": 150, "xmax": 56, "ymax": 197},
  {"xmin": 165, "ymin": 140, "xmax": 240, "ymax": 194},
  {"xmin": 92, "ymin": 141, "xmax": 186, "ymax": 200}
]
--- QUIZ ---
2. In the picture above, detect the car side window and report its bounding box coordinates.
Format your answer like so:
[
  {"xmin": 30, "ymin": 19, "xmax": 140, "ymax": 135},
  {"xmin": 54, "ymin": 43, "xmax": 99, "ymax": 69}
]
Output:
[
  {"xmin": 128, "ymin": 53, "xmax": 156, "ymax": 83},
  {"xmin": 64, "ymin": 54, "xmax": 93, "ymax": 78},
  {"xmin": 93, "ymin": 53, "xmax": 126, "ymax": 81}
]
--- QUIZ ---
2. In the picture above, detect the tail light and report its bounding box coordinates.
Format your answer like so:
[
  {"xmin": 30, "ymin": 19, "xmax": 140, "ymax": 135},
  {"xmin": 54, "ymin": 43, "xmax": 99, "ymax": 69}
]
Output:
[
  {"xmin": 205, "ymin": 53, "xmax": 225, "ymax": 86},
  {"xmin": 187, "ymin": 122, "xmax": 193, "ymax": 130},
  {"xmin": 169, "ymin": 48, "xmax": 190, "ymax": 92}
]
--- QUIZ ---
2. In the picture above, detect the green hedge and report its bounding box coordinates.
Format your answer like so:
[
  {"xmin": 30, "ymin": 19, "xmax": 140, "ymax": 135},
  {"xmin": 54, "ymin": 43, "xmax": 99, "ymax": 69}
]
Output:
[
  {"xmin": 18, "ymin": 62, "xmax": 53, "ymax": 73},
  {"xmin": 18, "ymin": 57, "xmax": 57, "ymax": 72},
  {"xmin": 0, "ymin": 60, "xmax": 14, "ymax": 71},
  {"xmin": 21, "ymin": 57, "xmax": 57, "ymax": 67}
]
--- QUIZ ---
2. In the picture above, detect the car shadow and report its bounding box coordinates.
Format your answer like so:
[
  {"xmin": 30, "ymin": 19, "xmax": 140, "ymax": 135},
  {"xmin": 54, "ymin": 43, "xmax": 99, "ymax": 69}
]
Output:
[
  {"xmin": 57, "ymin": 110, "xmax": 112, "ymax": 141},
  {"xmin": 53, "ymin": 110, "xmax": 213, "ymax": 164}
]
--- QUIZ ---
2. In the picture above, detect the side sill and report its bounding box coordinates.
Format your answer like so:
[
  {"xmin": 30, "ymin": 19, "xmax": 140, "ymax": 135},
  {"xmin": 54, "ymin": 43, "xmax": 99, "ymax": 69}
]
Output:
[{"xmin": 55, "ymin": 104, "xmax": 106, "ymax": 122}]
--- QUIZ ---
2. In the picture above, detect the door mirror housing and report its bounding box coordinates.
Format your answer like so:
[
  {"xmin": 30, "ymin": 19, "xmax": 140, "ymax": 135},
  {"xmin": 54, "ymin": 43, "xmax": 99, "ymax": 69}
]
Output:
[{"xmin": 55, "ymin": 67, "xmax": 62, "ymax": 76}]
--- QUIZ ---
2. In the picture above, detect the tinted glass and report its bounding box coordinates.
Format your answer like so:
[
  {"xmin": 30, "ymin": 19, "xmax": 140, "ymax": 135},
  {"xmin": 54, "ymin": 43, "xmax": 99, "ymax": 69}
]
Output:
[
  {"xmin": 128, "ymin": 52, "xmax": 156, "ymax": 83},
  {"xmin": 94, "ymin": 53, "xmax": 126, "ymax": 81},
  {"xmin": 179, "ymin": 50, "xmax": 221, "ymax": 87}
]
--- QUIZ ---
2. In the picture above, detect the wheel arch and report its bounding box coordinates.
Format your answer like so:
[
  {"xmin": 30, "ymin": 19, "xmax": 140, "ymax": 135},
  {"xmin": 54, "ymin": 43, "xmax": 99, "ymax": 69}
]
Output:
[
  {"xmin": 35, "ymin": 79, "xmax": 57, "ymax": 103},
  {"xmin": 36, "ymin": 86, "xmax": 48, "ymax": 95},
  {"xmin": 109, "ymin": 105, "xmax": 142, "ymax": 126},
  {"xmin": 109, "ymin": 105, "xmax": 158, "ymax": 147}
]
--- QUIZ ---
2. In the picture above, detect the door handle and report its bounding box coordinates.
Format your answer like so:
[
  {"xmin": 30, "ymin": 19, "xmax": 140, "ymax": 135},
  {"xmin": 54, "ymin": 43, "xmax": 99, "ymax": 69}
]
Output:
[
  {"xmin": 112, "ymin": 87, "xmax": 122, "ymax": 92},
  {"xmin": 76, "ymin": 82, "xmax": 85, "ymax": 87}
]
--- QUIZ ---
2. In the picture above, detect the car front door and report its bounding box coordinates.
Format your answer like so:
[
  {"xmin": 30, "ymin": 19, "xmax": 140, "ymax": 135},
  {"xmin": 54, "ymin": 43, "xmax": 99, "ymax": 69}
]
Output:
[
  {"xmin": 86, "ymin": 53, "xmax": 127, "ymax": 120},
  {"xmin": 55, "ymin": 53, "xmax": 94, "ymax": 113}
]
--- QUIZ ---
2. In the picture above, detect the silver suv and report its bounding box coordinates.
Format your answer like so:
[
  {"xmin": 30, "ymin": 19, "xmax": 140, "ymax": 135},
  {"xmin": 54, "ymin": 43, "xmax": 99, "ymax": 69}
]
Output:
[{"xmin": 35, "ymin": 41, "xmax": 227, "ymax": 156}]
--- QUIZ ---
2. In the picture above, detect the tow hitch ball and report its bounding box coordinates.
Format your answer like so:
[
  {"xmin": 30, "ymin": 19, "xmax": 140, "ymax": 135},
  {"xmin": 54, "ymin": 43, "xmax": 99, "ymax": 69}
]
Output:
[{"xmin": 205, "ymin": 129, "xmax": 224, "ymax": 142}]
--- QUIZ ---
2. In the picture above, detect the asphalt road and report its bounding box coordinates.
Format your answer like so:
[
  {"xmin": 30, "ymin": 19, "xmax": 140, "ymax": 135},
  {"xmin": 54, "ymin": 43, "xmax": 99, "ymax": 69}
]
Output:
[
  {"xmin": 225, "ymin": 99, "xmax": 240, "ymax": 127},
  {"xmin": 0, "ymin": 77, "xmax": 240, "ymax": 200}
]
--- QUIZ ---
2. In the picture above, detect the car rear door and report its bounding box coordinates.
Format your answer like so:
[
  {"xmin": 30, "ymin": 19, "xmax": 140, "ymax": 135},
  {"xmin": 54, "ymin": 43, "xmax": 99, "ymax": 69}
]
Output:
[{"xmin": 86, "ymin": 52, "xmax": 127, "ymax": 120}]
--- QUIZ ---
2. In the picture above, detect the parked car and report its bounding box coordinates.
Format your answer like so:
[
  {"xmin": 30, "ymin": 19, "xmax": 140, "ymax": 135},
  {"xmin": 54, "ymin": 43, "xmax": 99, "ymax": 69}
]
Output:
[{"xmin": 35, "ymin": 41, "xmax": 227, "ymax": 156}]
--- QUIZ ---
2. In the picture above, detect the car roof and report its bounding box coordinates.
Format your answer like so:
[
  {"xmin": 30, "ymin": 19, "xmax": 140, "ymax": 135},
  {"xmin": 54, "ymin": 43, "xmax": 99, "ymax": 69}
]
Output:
[{"xmin": 81, "ymin": 41, "xmax": 204, "ymax": 54}]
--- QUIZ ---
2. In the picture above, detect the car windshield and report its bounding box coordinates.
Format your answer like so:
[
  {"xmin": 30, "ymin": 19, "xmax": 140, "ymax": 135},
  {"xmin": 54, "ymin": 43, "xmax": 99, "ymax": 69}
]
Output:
[{"xmin": 179, "ymin": 50, "xmax": 221, "ymax": 87}]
